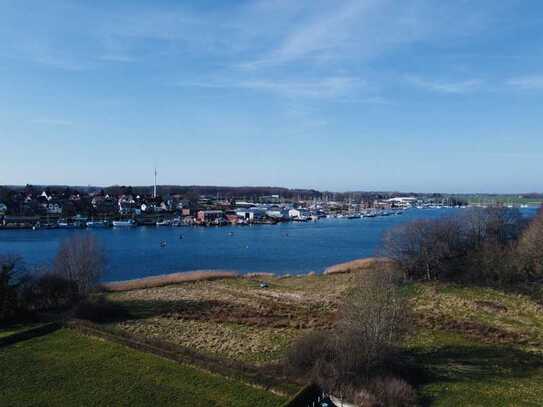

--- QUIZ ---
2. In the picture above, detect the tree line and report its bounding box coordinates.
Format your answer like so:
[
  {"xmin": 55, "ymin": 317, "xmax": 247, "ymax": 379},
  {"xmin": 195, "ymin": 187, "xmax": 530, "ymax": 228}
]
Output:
[{"xmin": 383, "ymin": 206, "xmax": 543, "ymax": 287}]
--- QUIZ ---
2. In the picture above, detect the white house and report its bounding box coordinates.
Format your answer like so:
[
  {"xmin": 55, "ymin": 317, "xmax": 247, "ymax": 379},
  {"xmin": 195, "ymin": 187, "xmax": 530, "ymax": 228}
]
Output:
[
  {"xmin": 385, "ymin": 197, "xmax": 417, "ymax": 207},
  {"xmin": 46, "ymin": 202, "xmax": 62, "ymax": 214},
  {"xmin": 288, "ymin": 208, "xmax": 302, "ymax": 218}
]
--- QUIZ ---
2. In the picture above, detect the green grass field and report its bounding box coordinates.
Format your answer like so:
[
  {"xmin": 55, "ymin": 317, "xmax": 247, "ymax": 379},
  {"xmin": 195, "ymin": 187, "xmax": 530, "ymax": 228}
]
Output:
[
  {"xmin": 408, "ymin": 283, "xmax": 543, "ymax": 406},
  {"xmin": 0, "ymin": 329, "xmax": 286, "ymax": 407}
]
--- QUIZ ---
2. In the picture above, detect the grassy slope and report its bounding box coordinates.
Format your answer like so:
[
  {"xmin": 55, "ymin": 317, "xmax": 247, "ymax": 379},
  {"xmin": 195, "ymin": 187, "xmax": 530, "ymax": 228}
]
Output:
[
  {"xmin": 408, "ymin": 282, "xmax": 543, "ymax": 406},
  {"xmin": 0, "ymin": 329, "xmax": 286, "ymax": 407}
]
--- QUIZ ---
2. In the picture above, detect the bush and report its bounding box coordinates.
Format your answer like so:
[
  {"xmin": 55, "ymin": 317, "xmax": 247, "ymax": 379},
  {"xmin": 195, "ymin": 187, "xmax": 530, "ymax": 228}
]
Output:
[
  {"xmin": 0, "ymin": 256, "xmax": 27, "ymax": 322},
  {"xmin": 74, "ymin": 296, "xmax": 130, "ymax": 323},
  {"xmin": 286, "ymin": 268, "xmax": 411, "ymax": 400},
  {"xmin": 354, "ymin": 377, "xmax": 417, "ymax": 407},
  {"xmin": 21, "ymin": 271, "xmax": 79, "ymax": 312},
  {"xmin": 286, "ymin": 330, "xmax": 331, "ymax": 377}
]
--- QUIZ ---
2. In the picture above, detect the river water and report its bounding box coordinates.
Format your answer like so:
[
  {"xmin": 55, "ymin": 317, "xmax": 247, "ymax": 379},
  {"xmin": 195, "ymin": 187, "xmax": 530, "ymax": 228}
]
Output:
[{"xmin": 0, "ymin": 208, "xmax": 537, "ymax": 282}]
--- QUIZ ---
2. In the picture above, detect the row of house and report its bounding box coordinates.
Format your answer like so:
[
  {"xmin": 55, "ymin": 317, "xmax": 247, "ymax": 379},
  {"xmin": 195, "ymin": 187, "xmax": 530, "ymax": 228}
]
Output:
[{"xmin": 195, "ymin": 204, "xmax": 320, "ymax": 225}]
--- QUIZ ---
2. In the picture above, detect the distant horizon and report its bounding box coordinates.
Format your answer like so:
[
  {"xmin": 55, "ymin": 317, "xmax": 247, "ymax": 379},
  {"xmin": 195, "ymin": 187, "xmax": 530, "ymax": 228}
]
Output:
[{"xmin": 2, "ymin": 183, "xmax": 542, "ymax": 197}]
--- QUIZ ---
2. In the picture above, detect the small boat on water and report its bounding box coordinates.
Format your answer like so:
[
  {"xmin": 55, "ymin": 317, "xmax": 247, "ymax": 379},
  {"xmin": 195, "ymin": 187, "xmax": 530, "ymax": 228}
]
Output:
[
  {"xmin": 86, "ymin": 220, "xmax": 111, "ymax": 228},
  {"xmin": 58, "ymin": 221, "xmax": 78, "ymax": 229},
  {"xmin": 112, "ymin": 219, "xmax": 136, "ymax": 227},
  {"xmin": 156, "ymin": 219, "xmax": 172, "ymax": 227}
]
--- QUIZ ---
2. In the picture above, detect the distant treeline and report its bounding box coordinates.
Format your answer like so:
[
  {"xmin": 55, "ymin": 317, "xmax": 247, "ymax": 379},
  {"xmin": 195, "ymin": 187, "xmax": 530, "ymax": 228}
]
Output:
[{"xmin": 1, "ymin": 184, "xmax": 475, "ymax": 201}]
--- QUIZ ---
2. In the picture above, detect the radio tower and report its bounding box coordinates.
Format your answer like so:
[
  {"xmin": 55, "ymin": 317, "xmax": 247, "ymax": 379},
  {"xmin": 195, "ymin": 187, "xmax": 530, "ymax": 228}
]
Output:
[{"xmin": 153, "ymin": 167, "xmax": 157, "ymax": 198}]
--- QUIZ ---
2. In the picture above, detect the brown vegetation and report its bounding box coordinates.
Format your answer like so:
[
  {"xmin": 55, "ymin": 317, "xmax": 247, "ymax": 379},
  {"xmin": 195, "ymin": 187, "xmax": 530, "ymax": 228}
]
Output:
[
  {"xmin": 323, "ymin": 257, "xmax": 394, "ymax": 275},
  {"xmin": 286, "ymin": 267, "xmax": 413, "ymax": 404},
  {"xmin": 102, "ymin": 270, "xmax": 240, "ymax": 291},
  {"xmin": 517, "ymin": 207, "xmax": 543, "ymax": 279},
  {"xmin": 106, "ymin": 276, "xmax": 343, "ymax": 363},
  {"xmin": 383, "ymin": 207, "xmax": 528, "ymax": 284}
]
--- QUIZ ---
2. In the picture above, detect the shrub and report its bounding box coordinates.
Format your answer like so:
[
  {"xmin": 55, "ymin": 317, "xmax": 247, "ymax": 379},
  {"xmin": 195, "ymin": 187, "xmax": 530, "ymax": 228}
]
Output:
[
  {"xmin": 285, "ymin": 330, "xmax": 331, "ymax": 377},
  {"xmin": 53, "ymin": 235, "xmax": 105, "ymax": 296},
  {"xmin": 354, "ymin": 376, "xmax": 417, "ymax": 407},
  {"xmin": 21, "ymin": 271, "xmax": 79, "ymax": 311},
  {"xmin": 0, "ymin": 256, "xmax": 27, "ymax": 322},
  {"xmin": 517, "ymin": 208, "xmax": 543, "ymax": 279},
  {"xmin": 74, "ymin": 296, "xmax": 130, "ymax": 323},
  {"xmin": 286, "ymin": 268, "xmax": 411, "ymax": 400}
]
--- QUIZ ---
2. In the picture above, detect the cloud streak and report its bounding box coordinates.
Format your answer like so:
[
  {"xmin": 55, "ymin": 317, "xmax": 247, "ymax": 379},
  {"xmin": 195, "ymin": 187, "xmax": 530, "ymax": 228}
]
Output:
[
  {"xmin": 31, "ymin": 119, "xmax": 73, "ymax": 126},
  {"xmin": 407, "ymin": 76, "xmax": 482, "ymax": 94},
  {"xmin": 507, "ymin": 75, "xmax": 543, "ymax": 90},
  {"xmin": 175, "ymin": 76, "xmax": 364, "ymax": 99}
]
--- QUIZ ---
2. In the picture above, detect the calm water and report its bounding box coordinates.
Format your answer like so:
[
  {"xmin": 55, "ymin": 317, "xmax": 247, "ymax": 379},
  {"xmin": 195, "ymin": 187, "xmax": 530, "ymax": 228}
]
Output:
[{"xmin": 0, "ymin": 208, "xmax": 537, "ymax": 282}]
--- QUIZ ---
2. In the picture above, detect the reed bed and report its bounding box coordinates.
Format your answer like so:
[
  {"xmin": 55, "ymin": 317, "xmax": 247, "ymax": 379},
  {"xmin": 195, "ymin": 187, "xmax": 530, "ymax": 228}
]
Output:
[
  {"xmin": 323, "ymin": 257, "xmax": 393, "ymax": 275},
  {"xmin": 102, "ymin": 270, "xmax": 239, "ymax": 292}
]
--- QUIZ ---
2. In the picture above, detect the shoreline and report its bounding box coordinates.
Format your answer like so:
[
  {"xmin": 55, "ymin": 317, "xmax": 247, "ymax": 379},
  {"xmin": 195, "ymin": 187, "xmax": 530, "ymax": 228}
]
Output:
[{"xmin": 101, "ymin": 257, "xmax": 391, "ymax": 292}]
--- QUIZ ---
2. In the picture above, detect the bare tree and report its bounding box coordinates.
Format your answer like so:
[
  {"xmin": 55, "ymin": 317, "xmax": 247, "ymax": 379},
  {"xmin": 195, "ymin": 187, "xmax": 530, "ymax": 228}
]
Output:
[
  {"xmin": 53, "ymin": 235, "xmax": 105, "ymax": 297},
  {"xmin": 287, "ymin": 267, "xmax": 411, "ymax": 402},
  {"xmin": 517, "ymin": 208, "xmax": 543, "ymax": 279},
  {"xmin": 383, "ymin": 207, "xmax": 527, "ymax": 283},
  {"xmin": 383, "ymin": 218, "xmax": 463, "ymax": 280},
  {"xmin": 336, "ymin": 268, "xmax": 410, "ymax": 382}
]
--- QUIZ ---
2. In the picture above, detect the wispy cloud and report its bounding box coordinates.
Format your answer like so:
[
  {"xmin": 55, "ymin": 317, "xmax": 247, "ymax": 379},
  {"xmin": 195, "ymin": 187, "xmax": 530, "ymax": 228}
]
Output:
[
  {"xmin": 175, "ymin": 76, "xmax": 363, "ymax": 99},
  {"xmin": 407, "ymin": 76, "xmax": 482, "ymax": 94},
  {"xmin": 98, "ymin": 54, "xmax": 138, "ymax": 63},
  {"xmin": 507, "ymin": 75, "xmax": 543, "ymax": 90},
  {"xmin": 31, "ymin": 119, "xmax": 73, "ymax": 126},
  {"xmin": 237, "ymin": 0, "xmax": 491, "ymax": 70}
]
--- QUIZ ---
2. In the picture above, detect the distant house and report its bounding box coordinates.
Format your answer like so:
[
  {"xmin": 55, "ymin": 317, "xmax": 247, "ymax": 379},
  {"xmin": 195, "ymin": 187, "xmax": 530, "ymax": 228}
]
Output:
[
  {"xmin": 288, "ymin": 208, "xmax": 302, "ymax": 218},
  {"xmin": 197, "ymin": 210, "xmax": 224, "ymax": 223},
  {"xmin": 118, "ymin": 195, "xmax": 140, "ymax": 215},
  {"xmin": 0, "ymin": 202, "xmax": 7, "ymax": 215},
  {"xmin": 40, "ymin": 191, "xmax": 52, "ymax": 201},
  {"xmin": 46, "ymin": 202, "xmax": 63, "ymax": 215},
  {"xmin": 235, "ymin": 208, "xmax": 266, "ymax": 222},
  {"xmin": 384, "ymin": 197, "xmax": 417, "ymax": 208},
  {"xmin": 266, "ymin": 209, "xmax": 289, "ymax": 220}
]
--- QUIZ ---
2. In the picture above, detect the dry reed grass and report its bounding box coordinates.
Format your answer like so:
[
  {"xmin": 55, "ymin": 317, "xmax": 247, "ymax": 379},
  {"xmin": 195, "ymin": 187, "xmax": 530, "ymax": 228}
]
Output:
[
  {"xmin": 323, "ymin": 257, "xmax": 394, "ymax": 275},
  {"xmin": 101, "ymin": 270, "xmax": 239, "ymax": 292}
]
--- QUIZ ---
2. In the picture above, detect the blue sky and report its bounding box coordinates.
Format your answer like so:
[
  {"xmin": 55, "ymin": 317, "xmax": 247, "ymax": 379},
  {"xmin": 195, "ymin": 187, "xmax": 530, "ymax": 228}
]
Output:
[{"xmin": 0, "ymin": 0, "xmax": 542, "ymax": 193}]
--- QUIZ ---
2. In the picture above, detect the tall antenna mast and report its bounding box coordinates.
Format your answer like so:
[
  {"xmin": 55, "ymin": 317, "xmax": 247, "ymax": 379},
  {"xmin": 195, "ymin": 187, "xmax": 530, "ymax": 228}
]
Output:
[{"xmin": 153, "ymin": 167, "xmax": 157, "ymax": 198}]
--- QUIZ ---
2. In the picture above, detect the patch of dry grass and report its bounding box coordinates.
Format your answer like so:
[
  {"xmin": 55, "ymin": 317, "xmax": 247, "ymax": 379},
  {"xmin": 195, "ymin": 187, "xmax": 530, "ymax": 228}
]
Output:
[
  {"xmin": 410, "ymin": 282, "xmax": 543, "ymax": 350},
  {"xmin": 104, "ymin": 275, "xmax": 352, "ymax": 364},
  {"xmin": 323, "ymin": 257, "xmax": 394, "ymax": 275},
  {"xmin": 102, "ymin": 270, "xmax": 239, "ymax": 291}
]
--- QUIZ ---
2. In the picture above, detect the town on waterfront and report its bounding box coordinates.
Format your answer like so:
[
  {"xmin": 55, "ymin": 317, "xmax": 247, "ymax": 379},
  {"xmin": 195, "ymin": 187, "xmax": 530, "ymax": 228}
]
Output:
[{"xmin": 2, "ymin": 181, "xmax": 540, "ymax": 230}]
